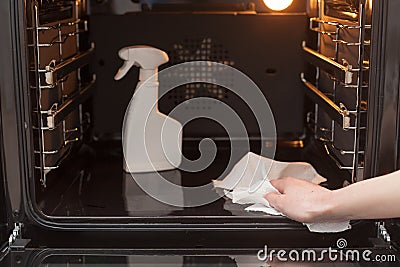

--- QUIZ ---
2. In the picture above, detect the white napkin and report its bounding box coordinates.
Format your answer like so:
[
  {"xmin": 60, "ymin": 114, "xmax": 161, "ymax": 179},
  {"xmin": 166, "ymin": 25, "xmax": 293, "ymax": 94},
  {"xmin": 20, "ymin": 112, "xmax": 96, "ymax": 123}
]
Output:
[{"xmin": 213, "ymin": 152, "xmax": 351, "ymax": 233}]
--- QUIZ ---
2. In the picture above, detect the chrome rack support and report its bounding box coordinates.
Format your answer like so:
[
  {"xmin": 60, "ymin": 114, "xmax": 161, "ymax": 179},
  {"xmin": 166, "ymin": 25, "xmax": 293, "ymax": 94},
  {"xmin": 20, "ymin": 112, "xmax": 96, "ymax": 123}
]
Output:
[
  {"xmin": 302, "ymin": 41, "xmax": 353, "ymax": 84},
  {"xmin": 304, "ymin": 2, "xmax": 370, "ymax": 181},
  {"xmin": 44, "ymin": 44, "xmax": 95, "ymax": 85},
  {"xmin": 45, "ymin": 78, "xmax": 96, "ymax": 129},
  {"xmin": 301, "ymin": 74, "xmax": 350, "ymax": 129},
  {"xmin": 351, "ymin": 1, "xmax": 368, "ymax": 182},
  {"xmin": 29, "ymin": 0, "xmax": 93, "ymax": 187}
]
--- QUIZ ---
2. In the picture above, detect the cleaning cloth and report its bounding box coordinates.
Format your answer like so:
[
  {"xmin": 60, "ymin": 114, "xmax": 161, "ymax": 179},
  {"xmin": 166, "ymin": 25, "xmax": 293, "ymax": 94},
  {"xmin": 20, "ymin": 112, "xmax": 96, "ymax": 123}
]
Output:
[{"xmin": 213, "ymin": 152, "xmax": 351, "ymax": 233}]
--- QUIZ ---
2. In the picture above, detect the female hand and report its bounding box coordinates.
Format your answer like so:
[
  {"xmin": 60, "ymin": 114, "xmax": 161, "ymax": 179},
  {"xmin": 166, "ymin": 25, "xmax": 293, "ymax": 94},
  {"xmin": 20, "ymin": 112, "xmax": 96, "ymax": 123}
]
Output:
[
  {"xmin": 265, "ymin": 170, "xmax": 400, "ymax": 223},
  {"xmin": 264, "ymin": 177, "xmax": 334, "ymax": 223}
]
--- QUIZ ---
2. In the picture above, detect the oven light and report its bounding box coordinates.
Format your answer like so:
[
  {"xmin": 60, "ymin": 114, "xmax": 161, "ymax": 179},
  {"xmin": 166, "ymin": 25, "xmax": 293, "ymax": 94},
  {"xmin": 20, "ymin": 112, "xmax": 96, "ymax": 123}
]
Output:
[{"xmin": 263, "ymin": 0, "xmax": 294, "ymax": 11}]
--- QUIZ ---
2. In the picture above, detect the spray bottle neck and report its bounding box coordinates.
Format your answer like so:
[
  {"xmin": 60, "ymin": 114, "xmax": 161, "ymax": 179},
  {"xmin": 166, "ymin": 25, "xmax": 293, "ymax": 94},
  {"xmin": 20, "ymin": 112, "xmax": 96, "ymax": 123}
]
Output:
[
  {"xmin": 139, "ymin": 68, "xmax": 158, "ymax": 84},
  {"xmin": 135, "ymin": 68, "xmax": 159, "ymax": 113}
]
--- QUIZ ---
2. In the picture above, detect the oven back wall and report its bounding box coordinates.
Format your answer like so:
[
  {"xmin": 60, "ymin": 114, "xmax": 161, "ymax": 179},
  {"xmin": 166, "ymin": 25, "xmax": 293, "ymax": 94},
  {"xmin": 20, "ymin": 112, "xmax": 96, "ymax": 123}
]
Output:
[{"xmin": 90, "ymin": 13, "xmax": 308, "ymax": 140}]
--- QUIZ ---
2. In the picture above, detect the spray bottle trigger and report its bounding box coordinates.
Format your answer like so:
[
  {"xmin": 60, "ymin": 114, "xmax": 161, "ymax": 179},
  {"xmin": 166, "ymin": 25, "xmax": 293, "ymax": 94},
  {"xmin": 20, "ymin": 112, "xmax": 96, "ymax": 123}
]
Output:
[{"xmin": 114, "ymin": 60, "xmax": 136, "ymax": 80}]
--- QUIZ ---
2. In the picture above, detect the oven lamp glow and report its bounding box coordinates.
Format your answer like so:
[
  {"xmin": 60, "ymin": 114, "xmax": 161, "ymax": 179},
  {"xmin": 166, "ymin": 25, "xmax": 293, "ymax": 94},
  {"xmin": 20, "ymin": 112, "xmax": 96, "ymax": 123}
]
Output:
[{"xmin": 263, "ymin": 0, "xmax": 294, "ymax": 11}]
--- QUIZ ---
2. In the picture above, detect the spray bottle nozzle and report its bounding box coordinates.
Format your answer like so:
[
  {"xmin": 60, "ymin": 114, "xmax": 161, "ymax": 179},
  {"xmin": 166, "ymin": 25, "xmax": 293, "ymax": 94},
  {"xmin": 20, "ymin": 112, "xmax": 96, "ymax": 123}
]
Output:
[
  {"xmin": 114, "ymin": 60, "xmax": 136, "ymax": 80},
  {"xmin": 114, "ymin": 46, "xmax": 169, "ymax": 81}
]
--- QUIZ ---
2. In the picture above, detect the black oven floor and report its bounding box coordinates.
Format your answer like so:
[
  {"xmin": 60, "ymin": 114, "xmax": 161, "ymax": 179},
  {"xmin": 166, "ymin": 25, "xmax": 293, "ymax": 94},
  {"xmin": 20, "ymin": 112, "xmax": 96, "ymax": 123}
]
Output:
[{"xmin": 35, "ymin": 139, "xmax": 350, "ymax": 218}]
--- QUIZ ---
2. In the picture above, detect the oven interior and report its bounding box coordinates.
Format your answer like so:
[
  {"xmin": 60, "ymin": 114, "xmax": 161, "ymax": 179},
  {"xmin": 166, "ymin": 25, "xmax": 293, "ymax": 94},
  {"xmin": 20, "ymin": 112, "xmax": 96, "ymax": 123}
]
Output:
[{"xmin": 25, "ymin": 0, "xmax": 371, "ymax": 224}]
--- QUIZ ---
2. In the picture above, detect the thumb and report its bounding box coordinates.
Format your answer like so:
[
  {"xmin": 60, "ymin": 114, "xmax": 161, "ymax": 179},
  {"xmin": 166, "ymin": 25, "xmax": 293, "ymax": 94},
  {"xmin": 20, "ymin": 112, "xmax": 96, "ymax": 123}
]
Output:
[{"xmin": 264, "ymin": 192, "xmax": 284, "ymax": 211}]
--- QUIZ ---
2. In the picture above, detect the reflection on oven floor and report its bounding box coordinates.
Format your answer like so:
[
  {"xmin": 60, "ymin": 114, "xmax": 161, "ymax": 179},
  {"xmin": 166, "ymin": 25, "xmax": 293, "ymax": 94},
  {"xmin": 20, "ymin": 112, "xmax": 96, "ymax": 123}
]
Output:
[{"xmin": 35, "ymin": 140, "xmax": 348, "ymax": 218}]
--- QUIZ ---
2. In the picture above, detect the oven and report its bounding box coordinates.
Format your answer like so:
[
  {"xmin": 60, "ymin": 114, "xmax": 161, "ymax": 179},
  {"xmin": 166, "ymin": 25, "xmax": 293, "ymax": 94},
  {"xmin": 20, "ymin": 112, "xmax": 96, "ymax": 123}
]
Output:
[{"xmin": 0, "ymin": 0, "xmax": 400, "ymax": 263}]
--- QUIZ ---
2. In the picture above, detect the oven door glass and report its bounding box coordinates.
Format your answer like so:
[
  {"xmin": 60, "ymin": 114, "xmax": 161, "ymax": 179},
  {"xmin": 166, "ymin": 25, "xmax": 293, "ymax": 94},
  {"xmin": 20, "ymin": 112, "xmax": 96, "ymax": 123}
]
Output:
[{"xmin": 324, "ymin": 0, "xmax": 360, "ymax": 21}]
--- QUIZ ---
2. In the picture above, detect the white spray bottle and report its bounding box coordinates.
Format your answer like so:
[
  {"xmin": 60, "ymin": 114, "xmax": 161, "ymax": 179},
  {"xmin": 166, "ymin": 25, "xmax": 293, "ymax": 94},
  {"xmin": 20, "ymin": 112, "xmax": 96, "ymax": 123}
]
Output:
[{"xmin": 114, "ymin": 45, "xmax": 182, "ymax": 173}]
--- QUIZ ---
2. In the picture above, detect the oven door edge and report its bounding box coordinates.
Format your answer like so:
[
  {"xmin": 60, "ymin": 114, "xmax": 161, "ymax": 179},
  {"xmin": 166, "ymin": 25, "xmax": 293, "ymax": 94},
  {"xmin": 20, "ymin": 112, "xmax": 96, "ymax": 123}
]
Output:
[
  {"xmin": 0, "ymin": 0, "xmax": 36, "ymax": 253},
  {"xmin": 0, "ymin": 87, "xmax": 14, "ymax": 265},
  {"xmin": 0, "ymin": 0, "xmax": 29, "ymax": 259}
]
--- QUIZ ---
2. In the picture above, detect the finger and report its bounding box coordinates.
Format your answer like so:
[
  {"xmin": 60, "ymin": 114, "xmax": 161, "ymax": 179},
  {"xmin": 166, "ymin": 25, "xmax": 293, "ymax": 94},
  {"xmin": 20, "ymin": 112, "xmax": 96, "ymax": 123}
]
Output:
[
  {"xmin": 264, "ymin": 192, "xmax": 285, "ymax": 211},
  {"xmin": 270, "ymin": 178, "xmax": 290, "ymax": 193}
]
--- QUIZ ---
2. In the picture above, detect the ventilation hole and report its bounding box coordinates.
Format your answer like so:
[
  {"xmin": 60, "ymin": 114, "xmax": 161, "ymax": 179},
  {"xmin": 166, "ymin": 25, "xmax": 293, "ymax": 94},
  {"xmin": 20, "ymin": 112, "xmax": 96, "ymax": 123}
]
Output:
[{"xmin": 167, "ymin": 37, "xmax": 236, "ymax": 110}]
